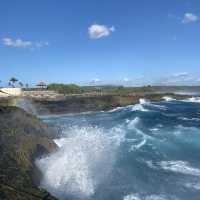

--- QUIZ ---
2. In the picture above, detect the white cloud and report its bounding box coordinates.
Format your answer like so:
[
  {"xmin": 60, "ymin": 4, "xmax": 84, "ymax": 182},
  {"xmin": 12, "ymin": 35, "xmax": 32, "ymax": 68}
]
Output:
[
  {"xmin": 2, "ymin": 37, "xmax": 49, "ymax": 49},
  {"xmin": 182, "ymin": 13, "xmax": 199, "ymax": 24},
  {"xmin": 123, "ymin": 78, "xmax": 130, "ymax": 82},
  {"xmin": 2, "ymin": 38, "xmax": 32, "ymax": 48},
  {"xmin": 154, "ymin": 72, "xmax": 200, "ymax": 86},
  {"xmin": 35, "ymin": 41, "xmax": 49, "ymax": 48},
  {"xmin": 88, "ymin": 24, "xmax": 115, "ymax": 39},
  {"xmin": 173, "ymin": 72, "xmax": 189, "ymax": 78},
  {"xmin": 92, "ymin": 78, "xmax": 100, "ymax": 82}
]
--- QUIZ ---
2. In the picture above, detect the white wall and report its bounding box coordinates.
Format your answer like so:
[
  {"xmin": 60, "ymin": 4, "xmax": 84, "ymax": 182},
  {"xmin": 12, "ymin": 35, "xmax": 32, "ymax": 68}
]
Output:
[{"xmin": 0, "ymin": 88, "xmax": 22, "ymax": 96}]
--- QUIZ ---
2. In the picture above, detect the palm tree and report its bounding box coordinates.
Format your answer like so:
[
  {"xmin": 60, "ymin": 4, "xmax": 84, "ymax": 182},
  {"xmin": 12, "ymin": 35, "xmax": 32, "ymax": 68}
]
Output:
[
  {"xmin": 8, "ymin": 81, "xmax": 12, "ymax": 87},
  {"xmin": 9, "ymin": 77, "xmax": 18, "ymax": 88},
  {"xmin": 19, "ymin": 82, "xmax": 23, "ymax": 88}
]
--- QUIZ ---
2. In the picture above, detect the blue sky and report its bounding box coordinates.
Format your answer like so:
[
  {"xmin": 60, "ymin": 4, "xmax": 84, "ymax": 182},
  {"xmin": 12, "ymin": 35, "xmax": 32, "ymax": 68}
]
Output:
[{"xmin": 0, "ymin": 0, "xmax": 200, "ymax": 86}]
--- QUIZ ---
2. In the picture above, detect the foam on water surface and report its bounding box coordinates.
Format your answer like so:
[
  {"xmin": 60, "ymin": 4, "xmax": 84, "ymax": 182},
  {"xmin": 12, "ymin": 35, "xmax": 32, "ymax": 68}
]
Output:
[
  {"xmin": 162, "ymin": 96, "xmax": 176, "ymax": 102},
  {"xmin": 37, "ymin": 100, "xmax": 200, "ymax": 200}
]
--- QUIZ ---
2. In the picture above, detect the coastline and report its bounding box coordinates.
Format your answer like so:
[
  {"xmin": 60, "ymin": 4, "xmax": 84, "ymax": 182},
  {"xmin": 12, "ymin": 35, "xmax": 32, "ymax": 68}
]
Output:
[
  {"xmin": 0, "ymin": 92, "xmax": 194, "ymax": 115},
  {"xmin": 0, "ymin": 92, "xmax": 199, "ymax": 199},
  {"xmin": 30, "ymin": 93, "xmax": 192, "ymax": 115}
]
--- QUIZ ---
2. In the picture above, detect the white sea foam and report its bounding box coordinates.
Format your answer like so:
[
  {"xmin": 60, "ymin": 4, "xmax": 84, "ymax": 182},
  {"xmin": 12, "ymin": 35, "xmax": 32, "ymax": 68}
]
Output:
[
  {"xmin": 53, "ymin": 138, "xmax": 67, "ymax": 148},
  {"xmin": 131, "ymin": 104, "xmax": 149, "ymax": 112},
  {"xmin": 36, "ymin": 125, "xmax": 121, "ymax": 199},
  {"xmin": 178, "ymin": 117, "xmax": 200, "ymax": 121},
  {"xmin": 183, "ymin": 97, "xmax": 200, "ymax": 103},
  {"xmin": 145, "ymin": 160, "xmax": 157, "ymax": 169},
  {"xmin": 149, "ymin": 104, "xmax": 167, "ymax": 110},
  {"xmin": 126, "ymin": 117, "xmax": 140, "ymax": 129},
  {"xmin": 123, "ymin": 194, "xmax": 168, "ymax": 200},
  {"xmin": 129, "ymin": 139, "xmax": 147, "ymax": 151},
  {"xmin": 146, "ymin": 160, "xmax": 200, "ymax": 177},
  {"xmin": 175, "ymin": 125, "xmax": 199, "ymax": 134},
  {"xmin": 123, "ymin": 194, "xmax": 141, "ymax": 200},
  {"xmin": 109, "ymin": 106, "xmax": 123, "ymax": 112},
  {"xmin": 146, "ymin": 195, "xmax": 168, "ymax": 200},
  {"xmin": 109, "ymin": 98, "xmax": 152, "ymax": 113},
  {"xmin": 159, "ymin": 161, "xmax": 200, "ymax": 176},
  {"xmin": 139, "ymin": 98, "xmax": 167, "ymax": 111},
  {"xmin": 185, "ymin": 182, "xmax": 200, "ymax": 190},
  {"xmin": 162, "ymin": 96, "xmax": 176, "ymax": 102},
  {"xmin": 139, "ymin": 98, "xmax": 149, "ymax": 104},
  {"xmin": 126, "ymin": 117, "xmax": 149, "ymax": 151},
  {"xmin": 149, "ymin": 128, "xmax": 159, "ymax": 132},
  {"xmin": 109, "ymin": 125, "xmax": 126, "ymax": 145}
]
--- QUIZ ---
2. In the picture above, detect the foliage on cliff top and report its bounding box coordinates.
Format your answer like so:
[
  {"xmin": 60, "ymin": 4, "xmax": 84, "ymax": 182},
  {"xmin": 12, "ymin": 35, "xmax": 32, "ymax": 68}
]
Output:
[{"xmin": 48, "ymin": 83, "xmax": 82, "ymax": 94}]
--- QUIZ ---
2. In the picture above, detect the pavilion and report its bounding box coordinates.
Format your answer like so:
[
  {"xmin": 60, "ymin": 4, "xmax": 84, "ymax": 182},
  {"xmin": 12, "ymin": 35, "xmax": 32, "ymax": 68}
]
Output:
[{"xmin": 36, "ymin": 81, "xmax": 47, "ymax": 89}]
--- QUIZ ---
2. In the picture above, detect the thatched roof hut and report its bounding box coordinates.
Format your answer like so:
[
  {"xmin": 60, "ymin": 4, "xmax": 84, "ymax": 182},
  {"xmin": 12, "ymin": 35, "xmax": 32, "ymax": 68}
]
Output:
[{"xmin": 36, "ymin": 81, "xmax": 47, "ymax": 89}]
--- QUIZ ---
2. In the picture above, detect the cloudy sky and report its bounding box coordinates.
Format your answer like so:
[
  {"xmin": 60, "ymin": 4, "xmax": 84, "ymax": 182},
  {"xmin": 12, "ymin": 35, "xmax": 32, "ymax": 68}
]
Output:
[{"xmin": 0, "ymin": 0, "xmax": 200, "ymax": 86}]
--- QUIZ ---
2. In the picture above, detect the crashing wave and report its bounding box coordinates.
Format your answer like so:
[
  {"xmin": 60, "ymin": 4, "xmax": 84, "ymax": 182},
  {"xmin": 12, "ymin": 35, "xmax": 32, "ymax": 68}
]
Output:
[
  {"xmin": 36, "ymin": 125, "xmax": 124, "ymax": 199},
  {"xmin": 183, "ymin": 97, "xmax": 200, "ymax": 103},
  {"xmin": 131, "ymin": 104, "xmax": 149, "ymax": 112},
  {"xmin": 139, "ymin": 98, "xmax": 150, "ymax": 104},
  {"xmin": 162, "ymin": 96, "xmax": 176, "ymax": 102},
  {"xmin": 139, "ymin": 98, "xmax": 167, "ymax": 111},
  {"xmin": 108, "ymin": 106, "xmax": 124, "ymax": 113},
  {"xmin": 126, "ymin": 117, "xmax": 149, "ymax": 151}
]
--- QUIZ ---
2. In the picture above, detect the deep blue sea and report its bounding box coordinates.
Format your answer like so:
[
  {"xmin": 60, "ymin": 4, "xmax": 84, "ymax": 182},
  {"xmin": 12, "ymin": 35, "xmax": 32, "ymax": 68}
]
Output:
[{"xmin": 36, "ymin": 97, "xmax": 200, "ymax": 200}]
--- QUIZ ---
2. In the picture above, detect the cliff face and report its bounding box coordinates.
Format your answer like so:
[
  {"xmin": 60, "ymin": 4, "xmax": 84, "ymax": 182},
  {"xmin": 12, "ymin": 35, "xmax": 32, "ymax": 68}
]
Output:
[
  {"xmin": 32, "ymin": 93, "xmax": 190, "ymax": 115},
  {"xmin": 0, "ymin": 106, "xmax": 58, "ymax": 200}
]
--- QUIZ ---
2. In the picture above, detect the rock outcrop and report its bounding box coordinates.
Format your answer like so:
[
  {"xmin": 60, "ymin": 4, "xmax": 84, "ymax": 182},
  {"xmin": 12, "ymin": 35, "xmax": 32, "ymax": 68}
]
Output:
[
  {"xmin": 32, "ymin": 93, "xmax": 190, "ymax": 115},
  {"xmin": 0, "ymin": 106, "xmax": 58, "ymax": 200}
]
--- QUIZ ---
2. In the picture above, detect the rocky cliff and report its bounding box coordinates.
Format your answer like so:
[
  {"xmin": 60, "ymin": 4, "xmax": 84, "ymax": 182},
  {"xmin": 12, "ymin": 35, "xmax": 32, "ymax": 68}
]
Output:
[
  {"xmin": 0, "ymin": 106, "xmax": 58, "ymax": 200},
  {"xmin": 32, "ymin": 93, "xmax": 190, "ymax": 115}
]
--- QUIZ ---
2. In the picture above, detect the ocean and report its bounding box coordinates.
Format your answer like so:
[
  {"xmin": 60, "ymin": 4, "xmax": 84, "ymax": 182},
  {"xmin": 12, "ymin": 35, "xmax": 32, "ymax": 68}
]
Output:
[{"xmin": 36, "ymin": 97, "xmax": 200, "ymax": 200}]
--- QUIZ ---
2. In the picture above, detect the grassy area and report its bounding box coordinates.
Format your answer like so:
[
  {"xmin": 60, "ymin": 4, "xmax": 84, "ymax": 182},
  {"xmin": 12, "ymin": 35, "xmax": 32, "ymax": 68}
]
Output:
[{"xmin": 47, "ymin": 84, "xmax": 154, "ymax": 94}]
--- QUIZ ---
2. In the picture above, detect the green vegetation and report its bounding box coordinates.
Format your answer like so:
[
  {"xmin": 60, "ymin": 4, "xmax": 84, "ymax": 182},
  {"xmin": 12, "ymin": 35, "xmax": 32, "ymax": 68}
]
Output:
[
  {"xmin": 47, "ymin": 83, "xmax": 154, "ymax": 94},
  {"xmin": 85, "ymin": 85, "xmax": 154, "ymax": 94},
  {"xmin": 9, "ymin": 77, "xmax": 18, "ymax": 87},
  {"xmin": 47, "ymin": 83, "xmax": 82, "ymax": 94}
]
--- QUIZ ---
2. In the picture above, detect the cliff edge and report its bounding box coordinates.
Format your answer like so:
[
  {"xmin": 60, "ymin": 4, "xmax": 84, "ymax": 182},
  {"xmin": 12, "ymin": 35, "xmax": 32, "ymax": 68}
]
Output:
[{"xmin": 0, "ymin": 106, "xmax": 58, "ymax": 200}]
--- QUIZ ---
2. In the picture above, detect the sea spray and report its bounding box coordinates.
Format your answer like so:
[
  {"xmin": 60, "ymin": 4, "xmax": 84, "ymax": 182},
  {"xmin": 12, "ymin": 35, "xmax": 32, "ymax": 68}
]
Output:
[
  {"xmin": 139, "ymin": 98, "xmax": 149, "ymax": 104},
  {"xmin": 36, "ymin": 100, "xmax": 200, "ymax": 200},
  {"xmin": 162, "ymin": 96, "xmax": 176, "ymax": 102},
  {"xmin": 183, "ymin": 97, "xmax": 200, "ymax": 103},
  {"xmin": 16, "ymin": 98, "xmax": 38, "ymax": 115},
  {"xmin": 36, "ymin": 125, "xmax": 121, "ymax": 199}
]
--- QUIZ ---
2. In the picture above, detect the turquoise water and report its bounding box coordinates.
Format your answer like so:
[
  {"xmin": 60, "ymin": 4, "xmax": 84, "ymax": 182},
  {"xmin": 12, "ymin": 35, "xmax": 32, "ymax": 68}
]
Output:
[{"xmin": 37, "ymin": 98, "xmax": 200, "ymax": 200}]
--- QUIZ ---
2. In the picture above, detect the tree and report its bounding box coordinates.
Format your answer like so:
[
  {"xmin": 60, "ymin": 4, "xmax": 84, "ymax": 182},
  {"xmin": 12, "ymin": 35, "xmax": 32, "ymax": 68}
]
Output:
[
  {"xmin": 47, "ymin": 83, "xmax": 81, "ymax": 94},
  {"xmin": 8, "ymin": 81, "xmax": 13, "ymax": 87},
  {"xmin": 19, "ymin": 82, "xmax": 24, "ymax": 88},
  {"xmin": 9, "ymin": 77, "xmax": 18, "ymax": 88}
]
